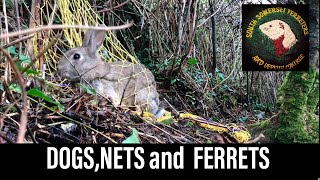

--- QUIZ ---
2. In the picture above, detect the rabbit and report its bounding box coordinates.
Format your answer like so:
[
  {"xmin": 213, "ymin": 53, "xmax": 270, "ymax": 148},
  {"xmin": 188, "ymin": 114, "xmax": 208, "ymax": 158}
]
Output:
[{"xmin": 57, "ymin": 27, "xmax": 165, "ymax": 118}]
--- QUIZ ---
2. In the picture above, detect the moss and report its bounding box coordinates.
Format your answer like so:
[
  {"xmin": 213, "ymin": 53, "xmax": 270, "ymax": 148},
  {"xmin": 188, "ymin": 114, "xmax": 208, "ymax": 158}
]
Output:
[
  {"xmin": 248, "ymin": 69, "xmax": 319, "ymax": 143},
  {"xmin": 248, "ymin": 119, "xmax": 270, "ymax": 132},
  {"xmin": 248, "ymin": 119, "xmax": 274, "ymax": 141},
  {"xmin": 269, "ymin": 69, "xmax": 319, "ymax": 143},
  {"xmin": 309, "ymin": 115, "xmax": 319, "ymax": 143},
  {"xmin": 307, "ymin": 69, "xmax": 319, "ymax": 113},
  {"xmin": 307, "ymin": 70, "xmax": 320, "ymax": 143}
]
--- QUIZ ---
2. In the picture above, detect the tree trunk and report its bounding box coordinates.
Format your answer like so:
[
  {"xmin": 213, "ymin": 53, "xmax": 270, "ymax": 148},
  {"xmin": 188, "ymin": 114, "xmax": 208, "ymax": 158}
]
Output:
[
  {"xmin": 252, "ymin": 1, "xmax": 319, "ymax": 143},
  {"xmin": 268, "ymin": 1, "xmax": 319, "ymax": 143}
]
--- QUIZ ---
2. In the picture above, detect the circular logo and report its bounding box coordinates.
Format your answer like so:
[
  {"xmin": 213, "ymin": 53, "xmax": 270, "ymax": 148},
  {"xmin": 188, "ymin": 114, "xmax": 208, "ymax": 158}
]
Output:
[{"xmin": 242, "ymin": 5, "xmax": 309, "ymax": 71}]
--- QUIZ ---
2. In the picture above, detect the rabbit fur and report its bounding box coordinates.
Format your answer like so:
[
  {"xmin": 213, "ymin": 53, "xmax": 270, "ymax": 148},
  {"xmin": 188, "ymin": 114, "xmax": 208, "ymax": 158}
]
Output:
[{"xmin": 57, "ymin": 27, "xmax": 165, "ymax": 118}]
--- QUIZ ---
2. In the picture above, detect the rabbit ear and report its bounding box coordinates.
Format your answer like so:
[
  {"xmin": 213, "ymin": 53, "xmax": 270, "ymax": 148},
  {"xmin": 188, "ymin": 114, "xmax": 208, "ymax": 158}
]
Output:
[
  {"xmin": 82, "ymin": 26, "xmax": 106, "ymax": 54},
  {"xmin": 82, "ymin": 29, "xmax": 95, "ymax": 48}
]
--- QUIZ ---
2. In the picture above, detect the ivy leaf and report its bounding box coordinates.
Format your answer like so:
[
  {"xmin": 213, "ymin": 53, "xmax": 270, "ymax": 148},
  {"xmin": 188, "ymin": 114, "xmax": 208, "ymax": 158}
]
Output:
[
  {"xmin": 217, "ymin": 72, "xmax": 225, "ymax": 81},
  {"xmin": 188, "ymin": 57, "xmax": 198, "ymax": 65},
  {"xmin": 239, "ymin": 116, "xmax": 248, "ymax": 123},
  {"xmin": 80, "ymin": 84, "xmax": 96, "ymax": 95},
  {"xmin": 9, "ymin": 83, "xmax": 22, "ymax": 93},
  {"xmin": 8, "ymin": 46, "xmax": 17, "ymax": 55},
  {"xmin": 122, "ymin": 128, "xmax": 140, "ymax": 144},
  {"xmin": 18, "ymin": 54, "xmax": 30, "ymax": 62}
]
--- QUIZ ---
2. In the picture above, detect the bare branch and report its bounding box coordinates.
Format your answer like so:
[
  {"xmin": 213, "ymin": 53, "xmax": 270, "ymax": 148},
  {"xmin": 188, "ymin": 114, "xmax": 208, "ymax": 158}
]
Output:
[
  {"xmin": 97, "ymin": 0, "xmax": 130, "ymax": 13},
  {"xmin": 0, "ymin": 47, "xmax": 28, "ymax": 143},
  {"xmin": 0, "ymin": 22, "xmax": 134, "ymax": 39}
]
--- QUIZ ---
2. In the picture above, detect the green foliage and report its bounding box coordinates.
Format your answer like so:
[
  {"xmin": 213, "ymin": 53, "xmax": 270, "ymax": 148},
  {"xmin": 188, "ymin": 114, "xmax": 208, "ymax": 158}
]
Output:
[
  {"xmin": 25, "ymin": 69, "xmax": 40, "ymax": 76},
  {"xmin": 170, "ymin": 78, "xmax": 178, "ymax": 85},
  {"xmin": 251, "ymin": 96, "xmax": 273, "ymax": 111},
  {"xmin": 122, "ymin": 128, "xmax": 140, "ymax": 144},
  {"xmin": 193, "ymin": 71, "xmax": 206, "ymax": 85},
  {"xmin": 270, "ymin": 69, "xmax": 319, "ymax": 143},
  {"xmin": 186, "ymin": 120, "xmax": 194, "ymax": 127},
  {"xmin": 186, "ymin": 93, "xmax": 197, "ymax": 105},
  {"xmin": 4, "ymin": 0, "xmax": 13, "ymax": 8},
  {"xmin": 216, "ymin": 68, "xmax": 225, "ymax": 82},
  {"xmin": 27, "ymin": 88, "xmax": 65, "ymax": 112},
  {"xmin": 8, "ymin": 46, "xmax": 30, "ymax": 62},
  {"xmin": 53, "ymin": 17, "xmax": 62, "ymax": 24},
  {"xmin": 188, "ymin": 57, "xmax": 198, "ymax": 65},
  {"xmin": 143, "ymin": 58, "xmax": 175, "ymax": 77},
  {"xmin": 239, "ymin": 116, "xmax": 248, "ymax": 123},
  {"xmin": 0, "ymin": 105, "xmax": 17, "ymax": 113},
  {"xmin": 79, "ymin": 84, "xmax": 96, "ymax": 95},
  {"xmin": 8, "ymin": 46, "xmax": 31, "ymax": 71},
  {"xmin": 9, "ymin": 83, "xmax": 22, "ymax": 93},
  {"xmin": 161, "ymin": 118, "xmax": 175, "ymax": 125}
]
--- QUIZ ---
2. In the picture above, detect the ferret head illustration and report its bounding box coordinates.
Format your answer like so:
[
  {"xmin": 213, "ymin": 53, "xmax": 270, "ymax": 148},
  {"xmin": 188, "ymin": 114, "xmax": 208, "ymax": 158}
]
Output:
[{"xmin": 259, "ymin": 20, "xmax": 298, "ymax": 57}]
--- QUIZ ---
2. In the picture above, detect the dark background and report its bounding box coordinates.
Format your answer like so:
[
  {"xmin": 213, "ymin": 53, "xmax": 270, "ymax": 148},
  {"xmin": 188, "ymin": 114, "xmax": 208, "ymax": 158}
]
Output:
[{"xmin": 0, "ymin": 144, "xmax": 319, "ymax": 178}]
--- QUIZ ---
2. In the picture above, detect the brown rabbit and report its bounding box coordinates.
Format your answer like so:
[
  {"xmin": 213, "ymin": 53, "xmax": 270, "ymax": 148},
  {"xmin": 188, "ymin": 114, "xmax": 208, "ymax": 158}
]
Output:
[{"xmin": 57, "ymin": 27, "xmax": 165, "ymax": 118}]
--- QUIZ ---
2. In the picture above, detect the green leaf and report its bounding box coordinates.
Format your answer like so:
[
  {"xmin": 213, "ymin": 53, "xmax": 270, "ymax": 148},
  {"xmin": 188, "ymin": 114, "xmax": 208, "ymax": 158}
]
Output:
[
  {"xmin": 188, "ymin": 57, "xmax": 198, "ymax": 65},
  {"xmin": 161, "ymin": 118, "xmax": 175, "ymax": 125},
  {"xmin": 186, "ymin": 121, "xmax": 194, "ymax": 127},
  {"xmin": 122, "ymin": 128, "xmax": 140, "ymax": 144},
  {"xmin": 9, "ymin": 83, "xmax": 22, "ymax": 93},
  {"xmin": 217, "ymin": 72, "xmax": 225, "ymax": 81},
  {"xmin": 53, "ymin": 17, "xmax": 62, "ymax": 24},
  {"xmin": 170, "ymin": 78, "xmax": 177, "ymax": 84},
  {"xmin": 8, "ymin": 46, "xmax": 17, "ymax": 55},
  {"xmin": 19, "ymin": 54, "xmax": 30, "ymax": 62},
  {"xmin": 0, "ymin": 83, "xmax": 3, "ymax": 91},
  {"xmin": 80, "ymin": 84, "xmax": 96, "ymax": 95},
  {"xmin": 7, "ymin": 46, "xmax": 30, "ymax": 63},
  {"xmin": 27, "ymin": 89, "xmax": 55, "ymax": 103},
  {"xmin": 25, "ymin": 69, "xmax": 40, "ymax": 75},
  {"xmin": 239, "ymin": 116, "xmax": 248, "ymax": 123},
  {"xmin": 5, "ymin": 0, "xmax": 13, "ymax": 8},
  {"xmin": 27, "ymin": 88, "xmax": 65, "ymax": 112}
]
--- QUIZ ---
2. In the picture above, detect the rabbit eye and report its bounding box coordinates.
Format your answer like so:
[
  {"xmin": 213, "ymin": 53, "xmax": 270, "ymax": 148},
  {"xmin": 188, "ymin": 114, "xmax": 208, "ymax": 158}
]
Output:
[
  {"xmin": 73, "ymin": 53, "xmax": 81, "ymax": 60},
  {"xmin": 269, "ymin": 25, "xmax": 272, "ymax": 27}
]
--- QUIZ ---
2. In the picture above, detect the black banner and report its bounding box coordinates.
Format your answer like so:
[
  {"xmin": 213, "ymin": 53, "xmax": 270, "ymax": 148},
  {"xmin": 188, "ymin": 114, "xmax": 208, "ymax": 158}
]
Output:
[{"xmin": 0, "ymin": 144, "xmax": 319, "ymax": 178}]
